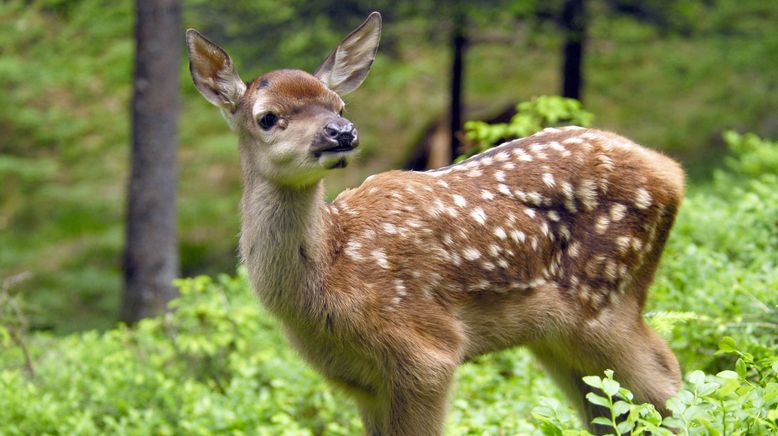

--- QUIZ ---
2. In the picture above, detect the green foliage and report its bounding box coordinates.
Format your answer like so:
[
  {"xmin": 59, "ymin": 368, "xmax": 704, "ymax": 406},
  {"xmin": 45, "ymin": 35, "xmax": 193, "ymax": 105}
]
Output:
[
  {"xmin": 0, "ymin": 271, "xmax": 360, "ymax": 434},
  {"xmin": 461, "ymin": 96, "xmax": 594, "ymax": 161},
  {"xmin": 534, "ymin": 341, "xmax": 778, "ymax": 435},
  {"xmin": 721, "ymin": 131, "xmax": 778, "ymax": 180}
]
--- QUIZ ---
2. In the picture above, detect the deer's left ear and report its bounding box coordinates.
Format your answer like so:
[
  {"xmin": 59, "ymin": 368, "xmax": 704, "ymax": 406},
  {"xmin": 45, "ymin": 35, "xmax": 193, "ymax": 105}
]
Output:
[{"xmin": 314, "ymin": 12, "xmax": 381, "ymax": 96}]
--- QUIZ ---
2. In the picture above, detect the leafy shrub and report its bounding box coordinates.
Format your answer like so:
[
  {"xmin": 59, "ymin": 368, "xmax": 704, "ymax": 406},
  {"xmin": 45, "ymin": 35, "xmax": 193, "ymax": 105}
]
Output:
[
  {"xmin": 0, "ymin": 271, "xmax": 360, "ymax": 435},
  {"xmin": 534, "ymin": 339, "xmax": 778, "ymax": 435},
  {"xmin": 461, "ymin": 95, "xmax": 594, "ymax": 160}
]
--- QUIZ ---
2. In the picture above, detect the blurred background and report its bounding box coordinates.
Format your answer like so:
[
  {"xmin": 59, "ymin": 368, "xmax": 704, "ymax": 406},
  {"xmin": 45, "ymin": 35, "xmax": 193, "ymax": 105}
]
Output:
[{"xmin": 1, "ymin": 0, "xmax": 776, "ymax": 333}]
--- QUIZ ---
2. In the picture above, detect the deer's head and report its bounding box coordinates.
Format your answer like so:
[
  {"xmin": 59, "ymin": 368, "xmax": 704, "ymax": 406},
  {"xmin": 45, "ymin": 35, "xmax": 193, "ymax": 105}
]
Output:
[{"xmin": 186, "ymin": 13, "xmax": 381, "ymax": 188}]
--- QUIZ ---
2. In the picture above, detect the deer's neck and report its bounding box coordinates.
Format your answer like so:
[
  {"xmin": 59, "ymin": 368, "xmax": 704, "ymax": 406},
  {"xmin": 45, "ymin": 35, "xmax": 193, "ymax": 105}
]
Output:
[{"xmin": 238, "ymin": 168, "xmax": 331, "ymax": 320}]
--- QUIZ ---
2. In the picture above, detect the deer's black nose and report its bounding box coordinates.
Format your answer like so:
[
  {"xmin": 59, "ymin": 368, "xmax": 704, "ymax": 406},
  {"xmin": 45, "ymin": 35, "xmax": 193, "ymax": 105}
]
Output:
[{"xmin": 323, "ymin": 121, "xmax": 357, "ymax": 148}]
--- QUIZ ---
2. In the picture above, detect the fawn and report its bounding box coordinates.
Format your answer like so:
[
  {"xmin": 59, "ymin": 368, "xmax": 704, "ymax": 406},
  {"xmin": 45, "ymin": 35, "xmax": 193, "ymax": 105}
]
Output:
[{"xmin": 187, "ymin": 12, "xmax": 684, "ymax": 435}]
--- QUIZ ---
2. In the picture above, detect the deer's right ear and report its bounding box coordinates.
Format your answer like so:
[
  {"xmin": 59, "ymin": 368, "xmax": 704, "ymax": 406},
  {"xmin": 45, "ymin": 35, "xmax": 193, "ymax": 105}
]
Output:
[{"xmin": 186, "ymin": 29, "xmax": 246, "ymax": 114}]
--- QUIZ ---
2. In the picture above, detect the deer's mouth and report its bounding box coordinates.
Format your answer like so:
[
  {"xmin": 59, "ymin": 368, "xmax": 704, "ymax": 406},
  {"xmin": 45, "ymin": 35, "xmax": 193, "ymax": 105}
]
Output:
[
  {"xmin": 312, "ymin": 143, "xmax": 355, "ymax": 158},
  {"xmin": 314, "ymin": 147, "xmax": 355, "ymax": 169}
]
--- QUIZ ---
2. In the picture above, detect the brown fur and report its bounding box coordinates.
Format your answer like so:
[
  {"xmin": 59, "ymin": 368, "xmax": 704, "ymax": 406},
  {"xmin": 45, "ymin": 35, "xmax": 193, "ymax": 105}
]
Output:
[{"xmin": 187, "ymin": 17, "xmax": 683, "ymax": 435}]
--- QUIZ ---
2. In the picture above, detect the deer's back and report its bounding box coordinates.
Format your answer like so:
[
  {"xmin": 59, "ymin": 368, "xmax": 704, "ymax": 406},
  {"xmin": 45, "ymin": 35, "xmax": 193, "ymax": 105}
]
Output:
[{"xmin": 322, "ymin": 126, "xmax": 684, "ymax": 356}]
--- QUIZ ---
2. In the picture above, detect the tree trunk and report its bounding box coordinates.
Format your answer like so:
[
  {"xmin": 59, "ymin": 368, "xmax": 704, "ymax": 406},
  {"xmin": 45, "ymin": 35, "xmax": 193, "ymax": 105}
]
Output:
[
  {"xmin": 449, "ymin": 15, "xmax": 467, "ymax": 163},
  {"xmin": 122, "ymin": 0, "xmax": 181, "ymax": 324},
  {"xmin": 561, "ymin": 0, "xmax": 586, "ymax": 101}
]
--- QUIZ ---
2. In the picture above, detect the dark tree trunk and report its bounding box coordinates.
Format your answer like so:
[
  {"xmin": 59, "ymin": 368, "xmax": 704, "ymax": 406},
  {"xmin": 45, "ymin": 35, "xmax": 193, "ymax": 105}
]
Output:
[
  {"xmin": 561, "ymin": 0, "xmax": 586, "ymax": 100},
  {"xmin": 122, "ymin": 0, "xmax": 181, "ymax": 324},
  {"xmin": 449, "ymin": 15, "xmax": 467, "ymax": 163}
]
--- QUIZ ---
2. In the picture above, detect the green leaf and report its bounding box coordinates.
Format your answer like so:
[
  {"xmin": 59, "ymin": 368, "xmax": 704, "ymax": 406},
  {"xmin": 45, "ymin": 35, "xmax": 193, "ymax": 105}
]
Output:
[
  {"xmin": 586, "ymin": 392, "xmax": 610, "ymax": 408},
  {"xmin": 602, "ymin": 378, "xmax": 620, "ymax": 397},
  {"xmin": 616, "ymin": 420, "xmax": 633, "ymax": 434},
  {"xmin": 718, "ymin": 337, "xmax": 738, "ymax": 353},
  {"xmin": 736, "ymin": 358, "xmax": 748, "ymax": 378},
  {"xmin": 688, "ymin": 370, "xmax": 706, "ymax": 387},
  {"xmin": 583, "ymin": 376, "xmax": 603, "ymax": 390},
  {"xmin": 612, "ymin": 401, "xmax": 630, "ymax": 417}
]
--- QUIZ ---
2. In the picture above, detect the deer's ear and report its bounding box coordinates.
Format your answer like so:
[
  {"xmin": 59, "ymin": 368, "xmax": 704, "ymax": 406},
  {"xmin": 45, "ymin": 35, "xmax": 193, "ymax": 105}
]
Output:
[
  {"xmin": 314, "ymin": 12, "xmax": 381, "ymax": 96},
  {"xmin": 186, "ymin": 29, "xmax": 246, "ymax": 113}
]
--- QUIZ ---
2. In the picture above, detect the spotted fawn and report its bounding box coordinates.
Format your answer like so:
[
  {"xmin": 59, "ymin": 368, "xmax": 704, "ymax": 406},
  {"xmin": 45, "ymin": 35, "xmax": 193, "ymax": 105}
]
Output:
[{"xmin": 187, "ymin": 12, "xmax": 684, "ymax": 435}]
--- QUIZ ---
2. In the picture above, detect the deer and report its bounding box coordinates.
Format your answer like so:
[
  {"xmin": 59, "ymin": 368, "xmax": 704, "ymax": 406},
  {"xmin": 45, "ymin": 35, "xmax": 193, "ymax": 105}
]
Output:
[{"xmin": 186, "ymin": 12, "xmax": 684, "ymax": 435}]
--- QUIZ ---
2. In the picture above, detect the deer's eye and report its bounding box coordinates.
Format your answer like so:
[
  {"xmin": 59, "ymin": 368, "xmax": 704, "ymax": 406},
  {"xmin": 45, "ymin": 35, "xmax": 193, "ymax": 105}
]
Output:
[{"xmin": 258, "ymin": 113, "xmax": 279, "ymax": 130}]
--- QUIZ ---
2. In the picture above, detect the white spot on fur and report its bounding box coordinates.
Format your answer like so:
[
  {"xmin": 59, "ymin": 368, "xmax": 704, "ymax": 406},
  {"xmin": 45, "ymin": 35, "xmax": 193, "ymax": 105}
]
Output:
[
  {"xmin": 510, "ymin": 229, "xmax": 526, "ymax": 243},
  {"xmin": 616, "ymin": 236, "xmax": 631, "ymax": 254},
  {"xmin": 436, "ymin": 180, "xmax": 449, "ymax": 188},
  {"xmin": 394, "ymin": 279, "xmax": 407, "ymax": 297},
  {"xmin": 407, "ymin": 219, "xmax": 424, "ymax": 228},
  {"xmin": 513, "ymin": 148, "xmax": 533, "ymax": 162},
  {"xmin": 345, "ymin": 241, "xmax": 363, "ymax": 260},
  {"xmin": 524, "ymin": 208, "xmax": 536, "ymax": 218},
  {"xmin": 463, "ymin": 247, "xmax": 481, "ymax": 261},
  {"xmin": 568, "ymin": 241, "xmax": 581, "ymax": 258},
  {"xmin": 576, "ymin": 179, "xmax": 598, "ymax": 211},
  {"xmin": 502, "ymin": 162, "xmax": 515, "ymax": 170},
  {"xmin": 383, "ymin": 223, "xmax": 397, "ymax": 234},
  {"xmin": 635, "ymin": 188, "xmax": 652, "ymax": 209},
  {"xmin": 548, "ymin": 210, "xmax": 560, "ymax": 221},
  {"xmin": 527, "ymin": 191, "xmax": 543, "ymax": 206},
  {"xmin": 481, "ymin": 190, "xmax": 495, "ymax": 200},
  {"xmin": 562, "ymin": 137, "xmax": 584, "ymax": 145},
  {"xmin": 471, "ymin": 279, "xmax": 491, "ymax": 291},
  {"xmin": 494, "ymin": 170, "xmax": 506, "ymax": 182},
  {"xmin": 597, "ymin": 154, "xmax": 615, "ymax": 171},
  {"xmin": 542, "ymin": 173, "xmax": 556, "ymax": 188},
  {"xmin": 482, "ymin": 261, "xmax": 495, "ymax": 271},
  {"xmin": 561, "ymin": 181, "xmax": 577, "ymax": 213},
  {"xmin": 559, "ymin": 224, "xmax": 571, "ymax": 240},
  {"xmin": 498, "ymin": 184, "xmax": 512, "ymax": 196},
  {"xmin": 595, "ymin": 215, "xmax": 610, "ymax": 234},
  {"xmin": 470, "ymin": 207, "xmax": 487, "ymax": 225},
  {"xmin": 371, "ymin": 249, "xmax": 390, "ymax": 269},
  {"xmin": 453, "ymin": 194, "xmax": 467, "ymax": 207},
  {"xmin": 610, "ymin": 203, "xmax": 627, "ymax": 222}
]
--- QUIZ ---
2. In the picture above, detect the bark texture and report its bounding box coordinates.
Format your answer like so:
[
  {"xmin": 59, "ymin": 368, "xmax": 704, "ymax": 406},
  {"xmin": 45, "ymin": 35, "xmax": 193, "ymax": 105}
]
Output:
[{"xmin": 122, "ymin": 0, "xmax": 181, "ymax": 324}]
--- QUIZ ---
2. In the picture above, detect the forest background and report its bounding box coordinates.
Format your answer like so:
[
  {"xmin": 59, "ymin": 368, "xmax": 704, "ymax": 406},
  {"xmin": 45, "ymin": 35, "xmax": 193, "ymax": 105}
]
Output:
[{"xmin": 0, "ymin": 0, "xmax": 776, "ymax": 433}]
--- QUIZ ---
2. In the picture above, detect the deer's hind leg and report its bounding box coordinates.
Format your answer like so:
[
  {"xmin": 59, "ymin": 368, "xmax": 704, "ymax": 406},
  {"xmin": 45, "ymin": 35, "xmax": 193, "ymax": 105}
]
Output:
[{"xmin": 532, "ymin": 313, "xmax": 680, "ymax": 434}]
